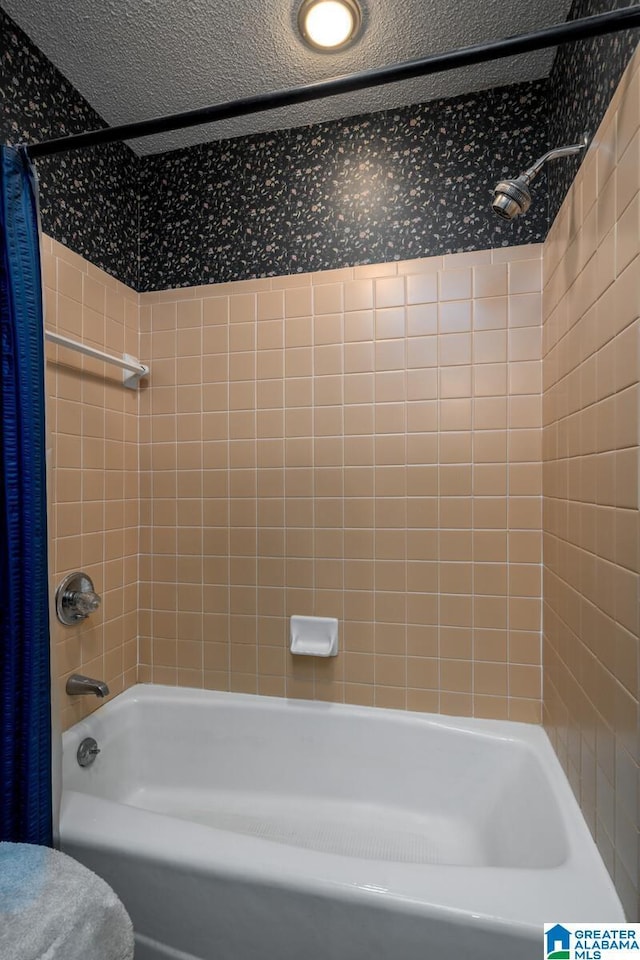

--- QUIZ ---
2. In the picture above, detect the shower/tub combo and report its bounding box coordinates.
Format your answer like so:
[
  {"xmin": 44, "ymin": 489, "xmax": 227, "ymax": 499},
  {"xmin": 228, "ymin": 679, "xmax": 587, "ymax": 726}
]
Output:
[
  {"xmin": 60, "ymin": 685, "xmax": 623, "ymax": 960},
  {"xmin": 51, "ymin": 15, "xmax": 635, "ymax": 955}
]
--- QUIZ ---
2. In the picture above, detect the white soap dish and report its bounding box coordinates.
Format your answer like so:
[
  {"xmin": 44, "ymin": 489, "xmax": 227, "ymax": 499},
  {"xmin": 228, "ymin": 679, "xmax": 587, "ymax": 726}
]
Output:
[{"xmin": 290, "ymin": 615, "xmax": 338, "ymax": 657}]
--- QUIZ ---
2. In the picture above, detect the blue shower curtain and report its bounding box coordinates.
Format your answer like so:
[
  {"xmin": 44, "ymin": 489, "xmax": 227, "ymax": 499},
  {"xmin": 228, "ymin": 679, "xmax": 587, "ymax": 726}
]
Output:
[{"xmin": 0, "ymin": 145, "xmax": 52, "ymax": 846}]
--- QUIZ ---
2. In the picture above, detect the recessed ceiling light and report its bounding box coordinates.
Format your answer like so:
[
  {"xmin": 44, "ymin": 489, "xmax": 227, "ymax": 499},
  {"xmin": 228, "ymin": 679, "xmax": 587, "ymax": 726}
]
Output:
[{"xmin": 298, "ymin": 0, "xmax": 362, "ymax": 51}]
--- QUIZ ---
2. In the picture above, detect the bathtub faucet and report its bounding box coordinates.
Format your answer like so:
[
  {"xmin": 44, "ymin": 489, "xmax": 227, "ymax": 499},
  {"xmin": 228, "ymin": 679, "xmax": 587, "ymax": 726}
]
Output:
[{"xmin": 66, "ymin": 674, "xmax": 110, "ymax": 698}]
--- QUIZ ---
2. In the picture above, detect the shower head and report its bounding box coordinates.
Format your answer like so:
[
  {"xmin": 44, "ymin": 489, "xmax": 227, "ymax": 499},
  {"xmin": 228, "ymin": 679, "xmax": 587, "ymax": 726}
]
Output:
[
  {"xmin": 492, "ymin": 176, "xmax": 533, "ymax": 221},
  {"xmin": 491, "ymin": 139, "xmax": 588, "ymax": 221}
]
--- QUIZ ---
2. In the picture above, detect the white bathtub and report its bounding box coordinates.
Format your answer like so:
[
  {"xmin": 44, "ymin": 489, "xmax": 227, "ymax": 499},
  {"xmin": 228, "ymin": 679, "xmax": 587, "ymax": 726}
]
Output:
[{"xmin": 60, "ymin": 685, "xmax": 623, "ymax": 959}]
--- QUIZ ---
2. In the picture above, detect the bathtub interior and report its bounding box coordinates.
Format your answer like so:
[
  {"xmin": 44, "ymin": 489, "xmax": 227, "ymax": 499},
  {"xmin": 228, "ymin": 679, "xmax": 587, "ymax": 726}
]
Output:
[{"xmin": 63, "ymin": 687, "xmax": 567, "ymax": 871}]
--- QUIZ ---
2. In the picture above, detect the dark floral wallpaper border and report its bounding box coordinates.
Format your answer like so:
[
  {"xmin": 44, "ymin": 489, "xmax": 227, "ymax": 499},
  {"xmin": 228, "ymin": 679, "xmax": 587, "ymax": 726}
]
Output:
[
  {"xmin": 138, "ymin": 82, "xmax": 550, "ymax": 290},
  {"xmin": 1, "ymin": 1, "xmax": 638, "ymax": 291},
  {"xmin": 0, "ymin": 6, "xmax": 139, "ymax": 288},
  {"xmin": 547, "ymin": 0, "xmax": 640, "ymax": 221}
]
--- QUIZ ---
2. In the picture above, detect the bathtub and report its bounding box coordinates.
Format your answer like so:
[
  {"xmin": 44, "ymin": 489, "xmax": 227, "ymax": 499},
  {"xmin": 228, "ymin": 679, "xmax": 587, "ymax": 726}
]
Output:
[{"xmin": 60, "ymin": 685, "xmax": 623, "ymax": 960}]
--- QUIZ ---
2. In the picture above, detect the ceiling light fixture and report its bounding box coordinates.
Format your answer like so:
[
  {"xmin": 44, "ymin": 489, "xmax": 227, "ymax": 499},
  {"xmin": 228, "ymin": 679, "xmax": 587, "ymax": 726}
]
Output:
[{"xmin": 298, "ymin": 0, "xmax": 362, "ymax": 51}]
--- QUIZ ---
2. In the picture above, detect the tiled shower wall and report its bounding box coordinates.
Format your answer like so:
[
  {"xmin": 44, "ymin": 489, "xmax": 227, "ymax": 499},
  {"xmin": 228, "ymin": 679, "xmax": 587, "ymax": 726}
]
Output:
[
  {"xmin": 138, "ymin": 246, "xmax": 544, "ymax": 720},
  {"xmin": 42, "ymin": 236, "xmax": 139, "ymax": 731},
  {"xmin": 542, "ymin": 47, "xmax": 640, "ymax": 919}
]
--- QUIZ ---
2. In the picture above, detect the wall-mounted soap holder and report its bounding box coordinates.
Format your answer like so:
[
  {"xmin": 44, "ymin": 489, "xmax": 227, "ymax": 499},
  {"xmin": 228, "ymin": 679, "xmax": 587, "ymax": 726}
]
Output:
[
  {"xmin": 290, "ymin": 615, "xmax": 338, "ymax": 657},
  {"xmin": 55, "ymin": 572, "xmax": 101, "ymax": 625}
]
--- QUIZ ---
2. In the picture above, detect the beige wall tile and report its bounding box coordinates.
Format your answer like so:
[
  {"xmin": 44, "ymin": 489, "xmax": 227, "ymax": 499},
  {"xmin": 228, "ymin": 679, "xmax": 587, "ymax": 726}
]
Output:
[
  {"xmin": 48, "ymin": 221, "xmax": 545, "ymax": 745},
  {"xmin": 47, "ymin": 241, "xmax": 139, "ymax": 731},
  {"xmin": 132, "ymin": 240, "xmax": 543, "ymax": 728},
  {"xmin": 543, "ymin": 53, "xmax": 640, "ymax": 921}
]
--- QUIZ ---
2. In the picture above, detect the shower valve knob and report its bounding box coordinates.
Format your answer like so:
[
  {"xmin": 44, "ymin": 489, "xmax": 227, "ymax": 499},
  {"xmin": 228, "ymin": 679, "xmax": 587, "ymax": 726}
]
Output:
[
  {"xmin": 67, "ymin": 590, "xmax": 101, "ymax": 616},
  {"xmin": 55, "ymin": 572, "xmax": 102, "ymax": 625}
]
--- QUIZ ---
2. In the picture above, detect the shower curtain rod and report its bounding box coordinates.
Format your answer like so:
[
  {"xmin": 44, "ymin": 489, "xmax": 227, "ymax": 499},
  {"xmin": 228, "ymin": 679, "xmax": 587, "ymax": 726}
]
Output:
[{"xmin": 25, "ymin": 6, "xmax": 640, "ymax": 161}]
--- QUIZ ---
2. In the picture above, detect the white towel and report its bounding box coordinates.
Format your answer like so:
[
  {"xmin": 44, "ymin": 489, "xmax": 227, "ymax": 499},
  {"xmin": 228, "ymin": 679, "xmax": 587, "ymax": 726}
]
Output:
[{"xmin": 0, "ymin": 842, "xmax": 134, "ymax": 960}]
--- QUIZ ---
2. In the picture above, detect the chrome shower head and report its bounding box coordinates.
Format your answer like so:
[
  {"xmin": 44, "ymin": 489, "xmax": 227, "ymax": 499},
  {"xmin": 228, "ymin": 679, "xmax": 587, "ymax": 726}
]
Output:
[
  {"xmin": 492, "ymin": 177, "xmax": 532, "ymax": 221},
  {"xmin": 491, "ymin": 139, "xmax": 588, "ymax": 221}
]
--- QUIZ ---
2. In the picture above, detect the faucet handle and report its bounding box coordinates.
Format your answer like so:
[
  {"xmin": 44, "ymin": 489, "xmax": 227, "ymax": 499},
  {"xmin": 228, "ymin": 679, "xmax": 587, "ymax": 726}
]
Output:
[
  {"xmin": 56, "ymin": 572, "xmax": 102, "ymax": 624},
  {"xmin": 71, "ymin": 591, "xmax": 101, "ymax": 616}
]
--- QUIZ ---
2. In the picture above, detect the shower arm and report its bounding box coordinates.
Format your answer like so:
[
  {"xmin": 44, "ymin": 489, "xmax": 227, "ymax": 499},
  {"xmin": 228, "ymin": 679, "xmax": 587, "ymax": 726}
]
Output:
[{"xmin": 522, "ymin": 140, "xmax": 588, "ymax": 183}]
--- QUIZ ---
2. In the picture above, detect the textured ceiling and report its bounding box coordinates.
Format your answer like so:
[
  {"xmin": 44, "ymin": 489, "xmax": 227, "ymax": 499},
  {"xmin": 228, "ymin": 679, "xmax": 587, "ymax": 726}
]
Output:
[{"xmin": 3, "ymin": 0, "xmax": 573, "ymax": 155}]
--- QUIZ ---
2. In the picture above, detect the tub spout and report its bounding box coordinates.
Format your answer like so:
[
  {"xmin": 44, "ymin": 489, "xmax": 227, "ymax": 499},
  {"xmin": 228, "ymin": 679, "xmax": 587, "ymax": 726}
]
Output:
[{"xmin": 65, "ymin": 674, "xmax": 109, "ymax": 698}]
